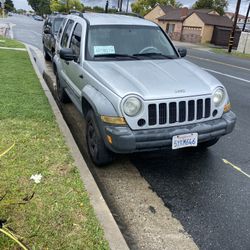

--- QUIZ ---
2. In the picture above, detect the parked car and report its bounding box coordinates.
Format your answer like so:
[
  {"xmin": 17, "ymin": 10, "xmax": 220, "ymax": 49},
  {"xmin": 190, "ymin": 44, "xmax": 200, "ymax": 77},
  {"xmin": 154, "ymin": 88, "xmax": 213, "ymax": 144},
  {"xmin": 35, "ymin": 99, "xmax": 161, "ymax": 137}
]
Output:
[
  {"xmin": 33, "ymin": 15, "xmax": 43, "ymax": 21},
  {"xmin": 53, "ymin": 13, "xmax": 236, "ymax": 166},
  {"xmin": 42, "ymin": 14, "xmax": 65, "ymax": 60}
]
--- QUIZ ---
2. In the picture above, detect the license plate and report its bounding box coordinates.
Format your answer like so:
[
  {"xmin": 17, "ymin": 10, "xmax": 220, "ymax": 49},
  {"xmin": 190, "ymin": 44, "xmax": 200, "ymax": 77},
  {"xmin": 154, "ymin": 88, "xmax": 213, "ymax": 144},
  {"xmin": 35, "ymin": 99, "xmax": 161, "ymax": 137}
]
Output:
[{"xmin": 172, "ymin": 133, "xmax": 198, "ymax": 150}]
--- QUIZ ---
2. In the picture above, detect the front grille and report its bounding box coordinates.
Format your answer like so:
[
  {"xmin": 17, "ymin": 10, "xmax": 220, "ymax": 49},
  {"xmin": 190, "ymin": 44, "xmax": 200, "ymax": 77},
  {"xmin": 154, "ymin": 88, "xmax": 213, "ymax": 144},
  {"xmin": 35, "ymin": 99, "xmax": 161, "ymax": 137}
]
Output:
[{"xmin": 147, "ymin": 98, "xmax": 211, "ymax": 126}]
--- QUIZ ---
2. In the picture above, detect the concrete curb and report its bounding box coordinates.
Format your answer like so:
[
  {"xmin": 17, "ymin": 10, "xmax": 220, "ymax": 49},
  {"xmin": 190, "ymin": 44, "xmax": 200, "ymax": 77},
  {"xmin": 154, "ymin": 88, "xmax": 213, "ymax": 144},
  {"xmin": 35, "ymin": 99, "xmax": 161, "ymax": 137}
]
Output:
[{"xmin": 25, "ymin": 44, "xmax": 129, "ymax": 250}]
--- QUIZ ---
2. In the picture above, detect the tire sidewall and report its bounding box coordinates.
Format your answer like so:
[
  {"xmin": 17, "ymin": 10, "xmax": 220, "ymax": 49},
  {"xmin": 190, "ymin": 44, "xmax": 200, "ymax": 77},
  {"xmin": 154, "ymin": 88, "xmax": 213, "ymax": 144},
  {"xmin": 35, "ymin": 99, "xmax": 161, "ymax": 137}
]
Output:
[{"xmin": 86, "ymin": 110, "xmax": 113, "ymax": 166}]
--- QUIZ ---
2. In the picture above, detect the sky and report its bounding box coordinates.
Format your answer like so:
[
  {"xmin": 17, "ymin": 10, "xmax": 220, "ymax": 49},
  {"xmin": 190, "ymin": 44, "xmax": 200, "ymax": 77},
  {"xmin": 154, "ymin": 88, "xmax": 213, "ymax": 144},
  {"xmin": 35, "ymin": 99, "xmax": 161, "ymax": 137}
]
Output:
[{"xmin": 12, "ymin": 0, "xmax": 249, "ymax": 15}]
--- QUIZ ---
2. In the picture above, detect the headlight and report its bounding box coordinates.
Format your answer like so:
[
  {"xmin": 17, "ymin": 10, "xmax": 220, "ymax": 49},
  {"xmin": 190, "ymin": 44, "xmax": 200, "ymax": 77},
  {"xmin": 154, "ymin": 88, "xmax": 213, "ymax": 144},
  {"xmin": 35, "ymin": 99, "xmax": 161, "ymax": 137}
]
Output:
[
  {"xmin": 213, "ymin": 88, "xmax": 225, "ymax": 107},
  {"xmin": 123, "ymin": 97, "xmax": 142, "ymax": 116}
]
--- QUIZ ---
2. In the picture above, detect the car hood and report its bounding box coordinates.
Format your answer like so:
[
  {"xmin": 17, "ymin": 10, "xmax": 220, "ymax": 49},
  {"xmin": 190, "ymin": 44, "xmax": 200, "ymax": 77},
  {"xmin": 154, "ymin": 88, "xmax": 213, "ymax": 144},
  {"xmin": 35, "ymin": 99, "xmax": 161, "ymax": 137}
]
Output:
[{"xmin": 86, "ymin": 59, "xmax": 223, "ymax": 100}]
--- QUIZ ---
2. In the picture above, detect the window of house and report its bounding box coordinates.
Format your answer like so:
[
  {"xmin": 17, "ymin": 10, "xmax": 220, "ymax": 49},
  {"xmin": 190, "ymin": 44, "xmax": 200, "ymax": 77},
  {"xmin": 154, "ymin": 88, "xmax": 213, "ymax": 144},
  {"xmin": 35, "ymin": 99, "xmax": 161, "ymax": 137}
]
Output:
[{"xmin": 167, "ymin": 23, "xmax": 175, "ymax": 34}]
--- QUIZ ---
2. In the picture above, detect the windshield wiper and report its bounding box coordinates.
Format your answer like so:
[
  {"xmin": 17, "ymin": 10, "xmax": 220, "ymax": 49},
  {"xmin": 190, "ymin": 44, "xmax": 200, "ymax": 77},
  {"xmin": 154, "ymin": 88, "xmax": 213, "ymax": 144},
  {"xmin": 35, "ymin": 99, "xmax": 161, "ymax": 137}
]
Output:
[
  {"xmin": 94, "ymin": 53, "xmax": 140, "ymax": 60},
  {"xmin": 133, "ymin": 53, "xmax": 176, "ymax": 59}
]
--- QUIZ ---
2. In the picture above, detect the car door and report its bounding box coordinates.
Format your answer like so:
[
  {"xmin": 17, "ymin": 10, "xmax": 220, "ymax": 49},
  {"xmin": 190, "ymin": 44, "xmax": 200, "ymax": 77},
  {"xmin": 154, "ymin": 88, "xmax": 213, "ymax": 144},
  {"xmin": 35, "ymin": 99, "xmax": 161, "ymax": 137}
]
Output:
[
  {"xmin": 59, "ymin": 19, "xmax": 75, "ymax": 92},
  {"xmin": 47, "ymin": 19, "xmax": 54, "ymax": 53},
  {"xmin": 65, "ymin": 22, "xmax": 84, "ymax": 105},
  {"xmin": 43, "ymin": 19, "xmax": 49, "ymax": 47}
]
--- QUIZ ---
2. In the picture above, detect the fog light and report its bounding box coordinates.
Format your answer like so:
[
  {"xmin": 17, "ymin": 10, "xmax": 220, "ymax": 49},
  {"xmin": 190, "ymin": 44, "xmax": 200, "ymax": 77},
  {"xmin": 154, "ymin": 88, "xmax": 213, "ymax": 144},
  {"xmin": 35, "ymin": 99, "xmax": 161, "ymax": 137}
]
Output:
[
  {"xmin": 224, "ymin": 103, "xmax": 231, "ymax": 113},
  {"xmin": 107, "ymin": 135, "xmax": 112, "ymax": 144}
]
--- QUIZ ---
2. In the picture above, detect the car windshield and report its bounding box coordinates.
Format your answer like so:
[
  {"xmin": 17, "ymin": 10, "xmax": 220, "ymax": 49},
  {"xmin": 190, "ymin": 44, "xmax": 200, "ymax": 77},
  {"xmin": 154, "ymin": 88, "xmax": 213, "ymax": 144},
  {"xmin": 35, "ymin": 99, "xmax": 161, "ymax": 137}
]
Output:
[
  {"xmin": 53, "ymin": 18, "xmax": 64, "ymax": 33},
  {"xmin": 86, "ymin": 25, "xmax": 178, "ymax": 61}
]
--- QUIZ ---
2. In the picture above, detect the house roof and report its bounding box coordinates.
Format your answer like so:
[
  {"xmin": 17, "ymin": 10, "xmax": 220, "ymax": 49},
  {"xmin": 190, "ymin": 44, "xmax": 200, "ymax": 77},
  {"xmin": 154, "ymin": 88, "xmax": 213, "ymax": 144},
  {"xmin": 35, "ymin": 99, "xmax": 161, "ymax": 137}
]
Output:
[
  {"xmin": 225, "ymin": 12, "xmax": 246, "ymax": 19},
  {"xmin": 158, "ymin": 8, "xmax": 234, "ymax": 28},
  {"xmin": 158, "ymin": 7, "xmax": 189, "ymax": 21},
  {"xmin": 195, "ymin": 12, "xmax": 233, "ymax": 27},
  {"xmin": 158, "ymin": 4, "xmax": 174, "ymax": 14},
  {"xmin": 157, "ymin": 8, "xmax": 217, "ymax": 22},
  {"xmin": 193, "ymin": 9, "xmax": 214, "ymax": 14}
]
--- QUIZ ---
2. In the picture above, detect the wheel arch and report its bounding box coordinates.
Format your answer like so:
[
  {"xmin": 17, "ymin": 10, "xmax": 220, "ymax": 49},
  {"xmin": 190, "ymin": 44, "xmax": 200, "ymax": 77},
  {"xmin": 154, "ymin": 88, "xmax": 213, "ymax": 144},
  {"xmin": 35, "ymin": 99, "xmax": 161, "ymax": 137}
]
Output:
[{"xmin": 81, "ymin": 85, "xmax": 118, "ymax": 118}]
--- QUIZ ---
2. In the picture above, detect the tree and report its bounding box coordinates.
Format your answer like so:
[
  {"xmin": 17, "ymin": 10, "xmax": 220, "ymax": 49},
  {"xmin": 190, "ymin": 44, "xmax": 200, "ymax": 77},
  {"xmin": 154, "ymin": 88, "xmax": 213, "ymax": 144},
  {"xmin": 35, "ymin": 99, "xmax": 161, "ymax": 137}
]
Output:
[
  {"xmin": 131, "ymin": 0, "xmax": 183, "ymax": 16},
  {"xmin": 50, "ymin": 0, "xmax": 84, "ymax": 13},
  {"xmin": 193, "ymin": 0, "xmax": 228, "ymax": 15},
  {"xmin": 28, "ymin": 0, "xmax": 51, "ymax": 15},
  {"xmin": 5, "ymin": 0, "xmax": 15, "ymax": 12}
]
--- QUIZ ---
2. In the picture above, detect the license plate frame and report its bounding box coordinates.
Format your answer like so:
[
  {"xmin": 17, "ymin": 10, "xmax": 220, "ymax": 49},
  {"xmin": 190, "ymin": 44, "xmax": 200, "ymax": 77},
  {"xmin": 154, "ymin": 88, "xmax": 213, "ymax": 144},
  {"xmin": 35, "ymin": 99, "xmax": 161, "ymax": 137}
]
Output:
[{"xmin": 172, "ymin": 133, "xmax": 198, "ymax": 150}]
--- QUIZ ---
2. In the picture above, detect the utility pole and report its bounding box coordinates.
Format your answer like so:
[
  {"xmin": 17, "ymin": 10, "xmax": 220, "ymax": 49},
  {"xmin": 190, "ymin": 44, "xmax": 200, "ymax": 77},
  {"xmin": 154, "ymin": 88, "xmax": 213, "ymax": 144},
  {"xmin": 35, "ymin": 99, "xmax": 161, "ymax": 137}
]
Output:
[
  {"xmin": 118, "ymin": 0, "xmax": 123, "ymax": 11},
  {"xmin": 242, "ymin": 2, "xmax": 250, "ymax": 32},
  {"xmin": 0, "ymin": 0, "xmax": 5, "ymax": 18},
  {"xmin": 105, "ymin": 0, "xmax": 109, "ymax": 13},
  {"xmin": 228, "ymin": 0, "xmax": 241, "ymax": 53},
  {"xmin": 126, "ymin": 0, "xmax": 129, "ymax": 13}
]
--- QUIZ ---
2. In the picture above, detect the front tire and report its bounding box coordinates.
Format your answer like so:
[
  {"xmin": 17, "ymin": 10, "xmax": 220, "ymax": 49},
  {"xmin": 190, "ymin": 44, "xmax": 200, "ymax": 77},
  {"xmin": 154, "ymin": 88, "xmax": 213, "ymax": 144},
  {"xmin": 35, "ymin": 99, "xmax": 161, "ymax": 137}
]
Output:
[
  {"xmin": 56, "ymin": 73, "xmax": 70, "ymax": 103},
  {"xmin": 86, "ymin": 110, "xmax": 113, "ymax": 166},
  {"xmin": 43, "ymin": 45, "xmax": 50, "ymax": 61}
]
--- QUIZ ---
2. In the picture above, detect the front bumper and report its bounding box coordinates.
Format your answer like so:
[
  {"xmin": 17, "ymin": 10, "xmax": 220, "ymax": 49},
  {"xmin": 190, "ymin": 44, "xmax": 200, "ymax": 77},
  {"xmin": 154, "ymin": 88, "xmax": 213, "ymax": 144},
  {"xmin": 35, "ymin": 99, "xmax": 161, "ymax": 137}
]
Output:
[{"xmin": 101, "ymin": 111, "xmax": 236, "ymax": 153}]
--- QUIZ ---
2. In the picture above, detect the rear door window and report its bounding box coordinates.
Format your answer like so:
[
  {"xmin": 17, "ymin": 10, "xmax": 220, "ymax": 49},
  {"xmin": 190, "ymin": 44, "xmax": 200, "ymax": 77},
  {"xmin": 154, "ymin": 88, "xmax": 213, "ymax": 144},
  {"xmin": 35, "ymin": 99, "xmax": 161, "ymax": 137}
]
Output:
[
  {"xmin": 61, "ymin": 19, "xmax": 74, "ymax": 48},
  {"xmin": 69, "ymin": 23, "xmax": 82, "ymax": 62}
]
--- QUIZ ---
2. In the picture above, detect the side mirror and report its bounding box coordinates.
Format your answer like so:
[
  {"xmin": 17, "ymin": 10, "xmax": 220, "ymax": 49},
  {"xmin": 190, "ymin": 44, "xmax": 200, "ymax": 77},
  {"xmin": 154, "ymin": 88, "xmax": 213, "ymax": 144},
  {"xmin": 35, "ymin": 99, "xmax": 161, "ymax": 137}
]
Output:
[
  {"xmin": 44, "ymin": 27, "xmax": 51, "ymax": 34},
  {"xmin": 59, "ymin": 48, "xmax": 77, "ymax": 61},
  {"xmin": 178, "ymin": 48, "xmax": 187, "ymax": 58}
]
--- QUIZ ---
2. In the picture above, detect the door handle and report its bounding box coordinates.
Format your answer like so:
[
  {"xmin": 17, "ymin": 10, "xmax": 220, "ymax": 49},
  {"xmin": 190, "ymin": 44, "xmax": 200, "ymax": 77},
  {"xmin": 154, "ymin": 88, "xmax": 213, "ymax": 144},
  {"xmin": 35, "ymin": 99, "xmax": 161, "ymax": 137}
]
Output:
[{"xmin": 79, "ymin": 74, "xmax": 84, "ymax": 79}]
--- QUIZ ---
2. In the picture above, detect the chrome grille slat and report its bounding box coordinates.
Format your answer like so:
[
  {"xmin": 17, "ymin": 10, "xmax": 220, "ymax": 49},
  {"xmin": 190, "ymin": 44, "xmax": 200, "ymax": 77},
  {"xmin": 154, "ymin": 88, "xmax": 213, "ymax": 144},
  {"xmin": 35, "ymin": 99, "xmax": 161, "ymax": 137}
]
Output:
[
  {"xmin": 196, "ymin": 99, "xmax": 203, "ymax": 120},
  {"xmin": 147, "ymin": 97, "xmax": 211, "ymax": 126},
  {"xmin": 159, "ymin": 103, "xmax": 167, "ymax": 124}
]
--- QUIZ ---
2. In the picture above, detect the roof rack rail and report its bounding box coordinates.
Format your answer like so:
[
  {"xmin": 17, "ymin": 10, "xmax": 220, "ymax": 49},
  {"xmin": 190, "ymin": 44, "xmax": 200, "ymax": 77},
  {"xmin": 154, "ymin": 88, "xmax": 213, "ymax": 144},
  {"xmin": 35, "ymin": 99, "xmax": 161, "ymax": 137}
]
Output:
[
  {"xmin": 115, "ymin": 12, "xmax": 144, "ymax": 19},
  {"xmin": 69, "ymin": 10, "xmax": 85, "ymax": 17}
]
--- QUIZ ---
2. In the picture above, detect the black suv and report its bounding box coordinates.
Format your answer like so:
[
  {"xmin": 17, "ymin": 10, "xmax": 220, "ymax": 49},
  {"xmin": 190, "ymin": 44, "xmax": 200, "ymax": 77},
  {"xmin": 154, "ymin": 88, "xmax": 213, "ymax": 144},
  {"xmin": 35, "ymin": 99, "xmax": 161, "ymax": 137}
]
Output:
[{"xmin": 42, "ymin": 14, "xmax": 65, "ymax": 60}]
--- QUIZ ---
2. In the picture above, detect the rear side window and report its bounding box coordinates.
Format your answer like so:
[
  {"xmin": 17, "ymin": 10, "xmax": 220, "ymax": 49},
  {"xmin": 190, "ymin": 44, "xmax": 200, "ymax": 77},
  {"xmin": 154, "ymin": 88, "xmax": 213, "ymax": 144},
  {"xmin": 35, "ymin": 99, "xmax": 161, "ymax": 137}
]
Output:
[
  {"xmin": 57, "ymin": 18, "xmax": 67, "ymax": 42},
  {"xmin": 53, "ymin": 18, "xmax": 64, "ymax": 33},
  {"xmin": 69, "ymin": 23, "xmax": 82, "ymax": 61},
  {"xmin": 61, "ymin": 19, "xmax": 74, "ymax": 48}
]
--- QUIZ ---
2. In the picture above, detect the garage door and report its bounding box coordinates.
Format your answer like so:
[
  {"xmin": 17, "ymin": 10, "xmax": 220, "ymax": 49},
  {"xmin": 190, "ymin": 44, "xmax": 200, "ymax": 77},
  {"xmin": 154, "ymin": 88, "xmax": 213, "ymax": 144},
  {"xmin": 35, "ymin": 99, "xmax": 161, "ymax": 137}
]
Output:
[{"xmin": 181, "ymin": 26, "xmax": 202, "ymax": 43}]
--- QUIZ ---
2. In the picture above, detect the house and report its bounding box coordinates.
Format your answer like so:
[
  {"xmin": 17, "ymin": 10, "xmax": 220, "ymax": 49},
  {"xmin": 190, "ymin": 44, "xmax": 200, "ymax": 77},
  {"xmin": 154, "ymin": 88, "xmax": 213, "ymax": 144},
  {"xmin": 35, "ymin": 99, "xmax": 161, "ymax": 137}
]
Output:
[
  {"xmin": 145, "ymin": 5, "xmax": 234, "ymax": 44},
  {"xmin": 144, "ymin": 4, "xmax": 174, "ymax": 25},
  {"xmin": 225, "ymin": 12, "xmax": 250, "ymax": 23},
  {"xmin": 182, "ymin": 11, "xmax": 234, "ymax": 43},
  {"xmin": 157, "ymin": 7, "xmax": 190, "ymax": 41}
]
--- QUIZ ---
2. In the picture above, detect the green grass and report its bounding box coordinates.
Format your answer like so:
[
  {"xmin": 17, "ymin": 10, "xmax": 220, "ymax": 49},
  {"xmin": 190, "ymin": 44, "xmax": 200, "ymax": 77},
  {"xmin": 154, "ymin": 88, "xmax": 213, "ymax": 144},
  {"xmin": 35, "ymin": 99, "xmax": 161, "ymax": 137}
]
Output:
[
  {"xmin": 0, "ymin": 45, "xmax": 109, "ymax": 249},
  {"xmin": 0, "ymin": 36, "xmax": 25, "ymax": 48},
  {"xmin": 211, "ymin": 48, "xmax": 250, "ymax": 59}
]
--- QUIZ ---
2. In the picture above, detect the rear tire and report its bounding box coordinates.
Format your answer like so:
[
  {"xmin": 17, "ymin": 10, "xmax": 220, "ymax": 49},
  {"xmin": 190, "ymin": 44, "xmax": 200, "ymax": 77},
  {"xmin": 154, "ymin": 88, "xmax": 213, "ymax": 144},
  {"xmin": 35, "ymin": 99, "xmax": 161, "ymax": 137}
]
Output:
[
  {"xmin": 56, "ymin": 73, "xmax": 70, "ymax": 103},
  {"xmin": 198, "ymin": 138, "xmax": 219, "ymax": 148},
  {"xmin": 86, "ymin": 110, "xmax": 113, "ymax": 166},
  {"xmin": 43, "ymin": 45, "xmax": 50, "ymax": 61}
]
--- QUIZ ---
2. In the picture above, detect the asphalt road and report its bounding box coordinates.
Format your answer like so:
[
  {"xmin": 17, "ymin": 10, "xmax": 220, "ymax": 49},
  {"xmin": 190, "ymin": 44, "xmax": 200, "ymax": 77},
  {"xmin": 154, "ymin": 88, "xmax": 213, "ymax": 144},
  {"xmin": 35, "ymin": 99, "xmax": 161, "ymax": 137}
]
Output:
[
  {"xmin": 133, "ymin": 49, "xmax": 250, "ymax": 249},
  {"xmin": 3, "ymin": 14, "xmax": 250, "ymax": 249},
  {"xmin": 0, "ymin": 14, "xmax": 44, "ymax": 50}
]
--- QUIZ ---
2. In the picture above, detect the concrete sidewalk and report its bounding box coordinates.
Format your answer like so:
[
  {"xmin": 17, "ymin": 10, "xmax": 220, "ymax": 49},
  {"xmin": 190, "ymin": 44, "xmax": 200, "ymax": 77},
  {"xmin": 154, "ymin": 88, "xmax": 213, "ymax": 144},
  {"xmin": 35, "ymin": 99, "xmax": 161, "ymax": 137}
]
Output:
[{"xmin": 173, "ymin": 40, "xmax": 202, "ymax": 48}]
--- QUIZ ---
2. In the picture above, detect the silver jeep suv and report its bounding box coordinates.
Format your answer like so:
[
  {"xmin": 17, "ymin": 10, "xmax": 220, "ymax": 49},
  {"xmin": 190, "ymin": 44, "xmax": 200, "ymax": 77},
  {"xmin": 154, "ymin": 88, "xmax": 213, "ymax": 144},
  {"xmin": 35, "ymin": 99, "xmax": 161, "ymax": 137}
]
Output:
[{"xmin": 53, "ymin": 13, "xmax": 236, "ymax": 165}]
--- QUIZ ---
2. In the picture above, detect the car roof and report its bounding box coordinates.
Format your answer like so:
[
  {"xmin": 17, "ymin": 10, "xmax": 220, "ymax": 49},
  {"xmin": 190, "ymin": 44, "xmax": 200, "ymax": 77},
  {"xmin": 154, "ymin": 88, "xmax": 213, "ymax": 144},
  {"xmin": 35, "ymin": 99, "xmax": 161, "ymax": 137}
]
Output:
[
  {"xmin": 69, "ymin": 13, "xmax": 157, "ymax": 27},
  {"xmin": 48, "ymin": 14, "xmax": 65, "ymax": 20}
]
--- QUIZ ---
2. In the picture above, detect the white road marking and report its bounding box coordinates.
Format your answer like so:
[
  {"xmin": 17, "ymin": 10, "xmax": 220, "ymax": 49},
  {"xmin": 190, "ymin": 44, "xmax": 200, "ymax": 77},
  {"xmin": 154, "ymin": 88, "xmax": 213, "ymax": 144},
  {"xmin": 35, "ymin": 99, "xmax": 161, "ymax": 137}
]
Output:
[
  {"xmin": 222, "ymin": 159, "xmax": 250, "ymax": 179},
  {"xmin": 202, "ymin": 68, "xmax": 250, "ymax": 83},
  {"xmin": 188, "ymin": 55, "xmax": 250, "ymax": 72}
]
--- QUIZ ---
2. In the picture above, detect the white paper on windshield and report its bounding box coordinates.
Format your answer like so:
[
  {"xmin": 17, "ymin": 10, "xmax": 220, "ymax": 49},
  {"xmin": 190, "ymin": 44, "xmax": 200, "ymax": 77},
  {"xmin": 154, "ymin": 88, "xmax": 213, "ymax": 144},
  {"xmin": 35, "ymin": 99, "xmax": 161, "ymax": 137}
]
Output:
[{"xmin": 94, "ymin": 46, "xmax": 115, "ymax": 55}]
